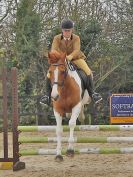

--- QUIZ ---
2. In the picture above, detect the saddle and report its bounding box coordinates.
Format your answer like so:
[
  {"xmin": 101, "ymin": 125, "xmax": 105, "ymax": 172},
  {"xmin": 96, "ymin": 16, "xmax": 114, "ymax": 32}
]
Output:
[{"xmin": 67, "ymin": 62, "xmax": 88, "ymax": 97}]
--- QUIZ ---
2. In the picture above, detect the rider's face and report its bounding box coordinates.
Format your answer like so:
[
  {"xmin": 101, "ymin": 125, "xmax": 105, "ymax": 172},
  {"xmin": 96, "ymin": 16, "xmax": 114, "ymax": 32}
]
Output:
[{"xmin": 62, "ymin": 29, "xmax": 73, "ymax": 38}]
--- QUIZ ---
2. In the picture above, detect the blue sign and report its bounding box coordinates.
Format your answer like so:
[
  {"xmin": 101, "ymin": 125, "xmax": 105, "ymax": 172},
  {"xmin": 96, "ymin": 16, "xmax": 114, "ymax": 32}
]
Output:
[{"xmin": 110, "ymin": 94, "xmax": 133, "ymax": 124}]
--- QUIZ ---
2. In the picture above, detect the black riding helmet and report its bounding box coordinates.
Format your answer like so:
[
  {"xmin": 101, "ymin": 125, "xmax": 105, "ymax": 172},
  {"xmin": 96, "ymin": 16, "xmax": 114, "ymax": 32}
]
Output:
[{"xmin": 61, "ymin": 19, "xmax": 74, "ymax": 29}]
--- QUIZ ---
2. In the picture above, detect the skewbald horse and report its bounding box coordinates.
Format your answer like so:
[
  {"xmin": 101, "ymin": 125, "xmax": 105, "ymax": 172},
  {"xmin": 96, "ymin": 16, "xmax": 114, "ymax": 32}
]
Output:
[{"xmin": 48, "ymin": 50, "xmax": 91, "ymax": 161}]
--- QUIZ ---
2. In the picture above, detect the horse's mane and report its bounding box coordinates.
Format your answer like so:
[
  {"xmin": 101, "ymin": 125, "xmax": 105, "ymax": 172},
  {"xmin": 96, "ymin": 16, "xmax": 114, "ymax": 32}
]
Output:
[{"xmin": 48, "ymin": 50, "xmax": 65, "ymax": 64}]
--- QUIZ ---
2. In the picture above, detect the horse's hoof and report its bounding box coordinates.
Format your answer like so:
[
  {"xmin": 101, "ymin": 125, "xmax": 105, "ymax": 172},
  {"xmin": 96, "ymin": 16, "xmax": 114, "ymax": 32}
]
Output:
[
  {"xmin": 66, "ymin": 149, "xmax": 74, "ymax": 157},
  {"xmin": 55, "ymin": 155, "xmax": 63, "ymax": 162}
]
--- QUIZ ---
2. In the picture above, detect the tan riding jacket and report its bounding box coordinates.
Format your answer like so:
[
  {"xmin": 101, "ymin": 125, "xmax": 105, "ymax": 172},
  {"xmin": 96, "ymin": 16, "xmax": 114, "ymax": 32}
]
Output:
[{"xmin": 51, "ymin": 33, "xmax": 86, "ymax": 60}]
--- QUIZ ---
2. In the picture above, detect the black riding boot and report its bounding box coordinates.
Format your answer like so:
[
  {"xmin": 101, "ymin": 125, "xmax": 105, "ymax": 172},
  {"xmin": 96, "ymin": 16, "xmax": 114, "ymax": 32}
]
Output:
[
  {"xmin": 86, "ymin": 75, "xmax": 102, "ymax": 104},
  {"xmin": 40, "ymin": 77, "xmax": 52, "ymax": 105}
]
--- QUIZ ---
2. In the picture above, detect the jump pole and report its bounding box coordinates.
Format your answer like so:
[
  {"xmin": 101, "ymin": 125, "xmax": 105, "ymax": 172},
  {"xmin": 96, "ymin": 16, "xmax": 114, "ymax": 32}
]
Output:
[
  {"xmin": 18, "ymin": 125, "xmax": 133, "ymax": 132},
  {"xmin": 19, "ymin": 136, "xmax": 133, "ymax": 143},
  {"xmin": 19, "ymin": 147, "xmax": 133, "ymax": 156}
]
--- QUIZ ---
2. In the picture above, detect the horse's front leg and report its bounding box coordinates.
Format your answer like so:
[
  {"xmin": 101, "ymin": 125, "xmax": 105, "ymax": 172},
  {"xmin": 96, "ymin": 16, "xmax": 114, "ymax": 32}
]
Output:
[
  {"xmin": 67, "ymin": 102, "xmax": 81, "ymax": 157},
  {"xmin": 54, "ymin": 109, "xmax": 63, "ymax": 162}
]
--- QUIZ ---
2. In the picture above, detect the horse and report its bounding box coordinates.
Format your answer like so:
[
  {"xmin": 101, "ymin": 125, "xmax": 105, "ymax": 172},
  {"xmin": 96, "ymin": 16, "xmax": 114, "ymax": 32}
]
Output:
[{"xmin": 48, "ymin": 50, "xmax": 91, "ymax": 161}]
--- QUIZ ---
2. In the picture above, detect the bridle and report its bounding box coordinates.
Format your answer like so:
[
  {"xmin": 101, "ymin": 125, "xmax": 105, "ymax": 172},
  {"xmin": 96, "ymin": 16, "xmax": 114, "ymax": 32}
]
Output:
[{"xmin": 50, "ymin": 63, "xmax": 68, "ymax": 88}]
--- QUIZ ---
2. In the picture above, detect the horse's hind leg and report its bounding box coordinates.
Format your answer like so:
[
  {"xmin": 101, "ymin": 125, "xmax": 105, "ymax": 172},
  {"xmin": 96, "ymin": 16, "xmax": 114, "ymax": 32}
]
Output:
[
  {"xmin": 67, "ymin": 102, "xmax": 81, "ymax": 157},
  {"xmin": 54, "ymin": 109, "xmax": 63, "ymax": 162}
]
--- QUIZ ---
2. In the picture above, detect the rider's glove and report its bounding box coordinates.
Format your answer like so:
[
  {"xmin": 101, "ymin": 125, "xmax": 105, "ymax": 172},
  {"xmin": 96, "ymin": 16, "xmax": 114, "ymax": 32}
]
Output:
[{"xmin": 66, "ymin": 55, "xmax": 73, "ymax": 61}]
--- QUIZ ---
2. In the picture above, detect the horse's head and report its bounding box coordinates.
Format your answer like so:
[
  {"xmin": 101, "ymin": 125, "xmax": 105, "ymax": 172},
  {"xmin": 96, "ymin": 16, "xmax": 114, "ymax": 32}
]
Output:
[{"xmin": 48, "ymin": 50, "xmax": 67, "ymax": 101}]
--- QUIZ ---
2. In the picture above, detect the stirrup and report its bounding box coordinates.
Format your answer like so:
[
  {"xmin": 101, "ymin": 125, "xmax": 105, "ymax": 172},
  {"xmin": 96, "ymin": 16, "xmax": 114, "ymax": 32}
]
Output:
[
  {"xmin": 95, "ymin": 97, "xmax": 103, "ymax": 104},
  {"xmin": 92, "ymin": 92, "xmax": 103, "ymax": 104},
  {"xmin": 40, "ymin": 95, "xmax": 50, "ymax": 105}
]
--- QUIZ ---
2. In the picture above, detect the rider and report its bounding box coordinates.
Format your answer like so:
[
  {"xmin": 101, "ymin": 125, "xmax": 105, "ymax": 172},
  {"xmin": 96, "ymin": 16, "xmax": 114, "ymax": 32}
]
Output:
[{"xmin": 40, "ymin": 19, "xmax": 102, "ymax": 105}]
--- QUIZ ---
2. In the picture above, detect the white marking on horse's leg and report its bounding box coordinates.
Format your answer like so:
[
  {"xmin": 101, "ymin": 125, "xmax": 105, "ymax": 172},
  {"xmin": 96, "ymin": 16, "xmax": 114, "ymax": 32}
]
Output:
[
  {"xmin": 54, "ymin": 109, "xmax": 63, "ymax": 156},
  {"xmin": 51, "ymin": 67, "xmax": 59, "ymax": 99},
  {"xmin": 68, "ymin": 102, "xmax": 81, "ymax": 150}
]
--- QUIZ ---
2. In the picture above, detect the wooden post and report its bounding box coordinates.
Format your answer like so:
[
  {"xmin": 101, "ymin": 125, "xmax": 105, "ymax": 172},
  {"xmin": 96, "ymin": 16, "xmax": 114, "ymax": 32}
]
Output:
[
  {"xmin": 11, "ymin": 67, "xmax": 25, "ymax": 171},
  {"xmin": 0, "ymin": 68, "xmax": 13, "ymax": 166}
]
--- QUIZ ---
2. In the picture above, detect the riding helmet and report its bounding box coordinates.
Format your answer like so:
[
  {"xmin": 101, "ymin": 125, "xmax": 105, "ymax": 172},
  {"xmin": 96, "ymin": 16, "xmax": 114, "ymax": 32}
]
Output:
[{"xmin": 61, "ymin": 19, "xmax": 74, "ymax": 29}]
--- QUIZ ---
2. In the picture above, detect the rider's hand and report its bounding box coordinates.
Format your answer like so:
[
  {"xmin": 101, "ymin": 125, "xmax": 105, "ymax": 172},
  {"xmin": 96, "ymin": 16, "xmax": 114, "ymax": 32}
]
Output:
[{"xmin": 66, "ymin": 55, "xmax": 73, "ymax": 61}]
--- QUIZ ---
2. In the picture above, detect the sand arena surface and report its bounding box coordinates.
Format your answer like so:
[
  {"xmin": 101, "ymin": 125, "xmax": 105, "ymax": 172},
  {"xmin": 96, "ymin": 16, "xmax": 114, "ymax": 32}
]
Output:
[{"xmin": 1, "ymin": 130, "xmax": 133, "ymax": 177}]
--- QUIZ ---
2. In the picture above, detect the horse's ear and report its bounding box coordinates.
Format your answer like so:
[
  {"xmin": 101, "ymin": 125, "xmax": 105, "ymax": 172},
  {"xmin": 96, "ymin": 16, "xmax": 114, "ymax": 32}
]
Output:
[
  {"xmin": 63, "ymin": 52, "xmax": 66, "ymax": 59},
  {"xmin": 48, "ymin": 52, "xmax": 51, "ymax": 64},
  {"xmin": 48, "ymin": 52, "xmax": 50, "ymax": 59},
  {"xmin": 61, "ymin": 52, "xmax": 66, "ymax": 61},
  {"xmin": 59, "ymin": 52, "xmax": 66, "ymax": 63}
]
